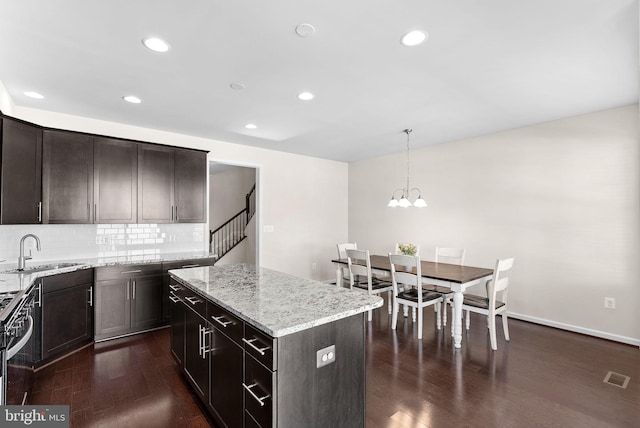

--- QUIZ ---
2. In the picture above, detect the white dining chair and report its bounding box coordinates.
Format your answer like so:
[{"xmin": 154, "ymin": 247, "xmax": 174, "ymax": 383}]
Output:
[
  {"xmin": 427, "ymin": 247, "xmax": 466, "ymax": 331},
  {"xmin": 460, "ymin": 257, "xmax": 514, "ymax": 350},
  {"xmin": 347, "ymin": 249, "xmax": 393, "ymax": 321},
  {"xmin": 389, "ymin": 254, "xmax": 443, "ymax": 339},
  {"xmin": 334, "ymin": 242, "xmax": 358, "ymax": 287}
]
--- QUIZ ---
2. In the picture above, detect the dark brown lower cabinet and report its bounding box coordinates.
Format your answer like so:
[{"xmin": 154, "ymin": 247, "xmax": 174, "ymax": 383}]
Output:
[
  {"xmin": 94, "ymin": 264, "xmax": 162, "ymax": 341},
  {"xmin": 39, "ymin": 269, "xmax": 94, "ymax": 364},
  {"xmin": 170, "ymin": 278, "xmax": 367, "ymax": 428},
  {"xmin": 161, "ymin": 257, "xmax": 216, "ymax": 324}
]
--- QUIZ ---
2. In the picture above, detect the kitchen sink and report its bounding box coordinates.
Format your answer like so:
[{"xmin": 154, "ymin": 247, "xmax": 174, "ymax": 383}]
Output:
[{"xmin": 1, "ymin": 262, "xmax": 87, "ymax": 274}]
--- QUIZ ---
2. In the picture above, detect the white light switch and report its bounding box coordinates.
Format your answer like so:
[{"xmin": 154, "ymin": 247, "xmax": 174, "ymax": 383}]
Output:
[{"xmin": 263, "ymin": 225, "xmax": 275, "ymax": 233}]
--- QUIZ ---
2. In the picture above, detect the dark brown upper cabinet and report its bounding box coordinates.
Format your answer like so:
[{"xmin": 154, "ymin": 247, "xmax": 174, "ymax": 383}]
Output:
[
  {"xmin": 42, "ymin": 130, "xmax": 94, "ymax": 223},
  {"xmin": 94, "ymin": 137, "xmax": 137, "ymax": 223},
  {"xmin": 175, "ymin": 149, "xmax": 207, "ymax": 223},
  {"xmin": 138, "ymin": 144, "xmax": 206, "ymax": 223},
  {"xmin": 0, "ymin": 117, "xmax": 43, "ymax": 224}
]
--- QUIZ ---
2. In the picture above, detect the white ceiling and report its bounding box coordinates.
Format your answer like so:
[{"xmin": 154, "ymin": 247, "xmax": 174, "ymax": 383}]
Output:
[{"xmin": 0, "ymin": 0, "xmax": 637, "ymax": 162}]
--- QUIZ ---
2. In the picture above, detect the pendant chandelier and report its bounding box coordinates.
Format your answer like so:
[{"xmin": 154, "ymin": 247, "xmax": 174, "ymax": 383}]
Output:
[{"xmin": 388, "ymin": 129, "xmax": 427, "ymax": 208}]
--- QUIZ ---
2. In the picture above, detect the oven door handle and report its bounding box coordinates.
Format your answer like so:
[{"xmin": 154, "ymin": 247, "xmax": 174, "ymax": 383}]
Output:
[{"xmin": 6, "ymin": 315, "xmax": 33, "ymax": 360}]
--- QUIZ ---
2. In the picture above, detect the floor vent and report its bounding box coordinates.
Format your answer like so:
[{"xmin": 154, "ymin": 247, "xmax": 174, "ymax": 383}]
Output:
[{"xmin": 603, "ymin": 371, "xmax": 630, "ymax": 389}]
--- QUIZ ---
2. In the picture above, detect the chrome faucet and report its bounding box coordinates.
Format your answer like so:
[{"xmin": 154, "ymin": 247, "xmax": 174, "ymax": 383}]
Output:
[{"xmin": 18, "ymin": 234, "xmax": 41, "ymax": 271}]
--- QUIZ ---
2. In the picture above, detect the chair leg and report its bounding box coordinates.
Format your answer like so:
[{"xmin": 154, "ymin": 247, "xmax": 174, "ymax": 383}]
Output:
[
  {"xmin": 502, "ymin": 313, "xmax": 510, "ymax": 341},
  {"xmin": 368, "ymin": 309, "xmax": 372, "ymax": 322},
  {"xmin": 489, "ymin": 315, "xmax": 497, "ymax": 350},
  {"xmin": 442, "ymin": 299, "xmax": 448, "ymax": 326},
  {"xmin": 417, "ymin": 307, "xmax": 423, "ymax": 339},
  {"xmin": 387, "ymin": 291, "xmax": 392, "ymax": 314},
  {"xmin": 403, "ymin": 304, "xmax": 409, "ymax": 318},
  {"xmin": 435, "ymin": 303, "xmax": 441, "ymax": 330},
  {"xmin": 465, "ymin": 310, "xmax": 470, "ymax": 330},
  {"xmin": 412, "ymin": 307, "xmax": 417, "ymax": 322},
  {"xmin": 391, "ymin": 299, "xmax": 399, "ymax": 330}
]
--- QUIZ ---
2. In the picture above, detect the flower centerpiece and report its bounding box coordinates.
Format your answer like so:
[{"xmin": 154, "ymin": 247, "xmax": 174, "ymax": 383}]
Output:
[{"xmin": 398, "ymin": 243, "xmax": 417, "ymax": 256}]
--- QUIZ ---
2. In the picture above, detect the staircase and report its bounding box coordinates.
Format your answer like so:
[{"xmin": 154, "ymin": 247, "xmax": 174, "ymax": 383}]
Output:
[{"xmin": 210, "ymin": 184, "xmax": 255, "ymax": 260}]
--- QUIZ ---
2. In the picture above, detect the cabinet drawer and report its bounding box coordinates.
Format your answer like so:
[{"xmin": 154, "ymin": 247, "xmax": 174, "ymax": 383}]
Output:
[
  {"xmin": 181, "ymin": 288, "xmax": 207, "ymax": 318},
  {"xmin": 243, "ymin": 323, "xmax": 277, "ymax": 371},
  {"xmin": 42, "ymin": 268, "xmax": 94, "ymax": 293},
  {"xmin": 207, "ymin": 301, "xmax": 243, "ymax": 344},
  {"xmin": 95, "ymin": 263, "xmax": 161, "ymax": 281},
  {"xmin": 244, "ymin": 354, "xmax": 275, "ymax": 428},
  {"xmin": 162, "ymin": 257, "xmax": 215, "ymax": 272}
]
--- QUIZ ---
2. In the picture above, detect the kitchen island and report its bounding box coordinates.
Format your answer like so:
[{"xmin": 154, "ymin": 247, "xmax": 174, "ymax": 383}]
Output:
[{"xmin": 169, "ymin": 263, "xmax": 383, "ymax": 428}]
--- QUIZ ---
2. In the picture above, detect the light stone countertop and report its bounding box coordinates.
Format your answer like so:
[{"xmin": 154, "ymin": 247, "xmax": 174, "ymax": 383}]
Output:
[
  {"xmin": 169, "ymin": 263, "xmax": 384, "ymax": 338},
  {"xmin": 0, "ymin": 251, "xmax": 216, "ymax": 294}
]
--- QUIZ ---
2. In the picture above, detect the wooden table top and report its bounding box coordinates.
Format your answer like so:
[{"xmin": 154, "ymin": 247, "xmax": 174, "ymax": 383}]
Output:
[{"xmin": 333, "ymin": 255, "xmax": 494, "ymax": 284}]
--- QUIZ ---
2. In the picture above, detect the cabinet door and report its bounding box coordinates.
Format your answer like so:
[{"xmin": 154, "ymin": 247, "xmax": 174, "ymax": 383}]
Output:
[
  {"xmin": 95, "ymin": 279, "xmax": 131, "ymax": 339},
  {"xmin": 138, "ymin": 144, "xmax": 174, "ymax": 223},
  {"xmin": 170, "ymin": 293, "xmax": 185, "ymax": 365},
  {"xmin": 209, "ymin": 328, "xmax": 243, "ymax": 428},
  {"xmin": 0, "ymin": 117, "xmax": 42, "ymax": 224},
  {"xmin": 184, "ymin": 308, "xmax": 209, "ymax": 401},
  {"xmin": 42, "ymin": 130, "xmax": 93, "ymax": 223},
  {"xmin": 131, "ymin": 274, "xmax": 162, "ymax": 330},
  {"xmin": 94, "ymin": 137, "xmax": 137, "ymax": 223},
  {"xmin": 175, "ymin": 149, "xmax": 207, "ymax": 223},
  {"xmin": 42, "ymin": 284, "xmax": 93, "ymax": 360}
]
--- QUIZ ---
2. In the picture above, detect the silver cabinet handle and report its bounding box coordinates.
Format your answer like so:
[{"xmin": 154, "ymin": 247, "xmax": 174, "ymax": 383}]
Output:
[
  {"xmin": 211, "ymin": 315, "xmax": 233, "ymax": 328},
  {"xmin": 88, "ymin": 286, "xmax": 93, "ymax": 306},
  {"xmin": 185, "ymin": 296, "xmax": 202, "ymax": 305},
  {"xmin": 182, "ymin": 264, "xmax": 199, "ymax": 268},
  {"xmin": 126, "ymin": 280, "xmax": 130, "ymax": 300},
  {"xmin": 242, "ymin": 337, "xmax": 270, "ymax": 356},
  {"xmin": 36, "ymin": 282, "xmax": 42, "ymax": 308},
  {"xmin": 198, "ymin": 324, "xmax": 203, "ymax": 357},
  {"xmin": 169, "ymin": 295, "xmax": 180, "ymax": 303},
  {"xmin": 37, "ymin": 202, "xmax": 42, "ymax": 223},
  {"xmin": 94, "ymin": 204, "xmax": 97, "ymax": 222},
  {"xmin": 132, "ymin": 280, "xmax": 136, "ymax": 299},
  {"xmin": 175, "ymin": 205, "xmax": 179, "ymax": 222},
  {"xmin": 169, "ymin": 284, "xmax": 182, "ymax": 291},
  {"xmin": 120, "ymin": 269, "xmax": 142, "ymax": 274},
  {"xmin": 198, "ymin": 324, "xmax": 212, "ymax": 359},
  {"xmin": 242, "ymin": 383, "xmax": 270, "ymax": 407}
]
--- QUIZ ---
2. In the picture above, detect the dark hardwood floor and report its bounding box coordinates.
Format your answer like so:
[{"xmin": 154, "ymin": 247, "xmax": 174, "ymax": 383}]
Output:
[{"xmin": 30, "ymin": 300, "xmax": 639, "ymax": 427}]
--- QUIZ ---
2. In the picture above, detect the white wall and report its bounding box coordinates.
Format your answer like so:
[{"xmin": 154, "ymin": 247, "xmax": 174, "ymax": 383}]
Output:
[
  {"xmin": 349, "ymin": 105, "xmax": 640, "ymax": 344},
  {"xmin": 0, "ymin": 85, "xmax": 349, "ymax": 280}
]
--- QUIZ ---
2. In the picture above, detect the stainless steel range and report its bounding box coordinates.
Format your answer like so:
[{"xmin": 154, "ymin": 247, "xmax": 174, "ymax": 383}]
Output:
[{"xmin": 0, "ymin": 286, "xmax": 37, "ymax": 405}]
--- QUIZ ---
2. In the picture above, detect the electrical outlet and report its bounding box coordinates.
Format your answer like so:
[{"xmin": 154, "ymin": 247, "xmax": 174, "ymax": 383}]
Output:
[
  {"xmin": 316, "ymin": 344, "xmax": 336, "ymax": 368},
  {"xmin": 95, "ymin": 235, "xmax": 110, "ymax": 245},
  {"xmin": 604, "ymin": 297, "xmax": 616, "ymax": 309}
]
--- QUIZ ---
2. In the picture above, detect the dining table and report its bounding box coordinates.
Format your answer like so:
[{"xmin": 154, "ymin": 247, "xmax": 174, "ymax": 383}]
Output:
[{"xmin": 332, "ymin": 254, "xmax": 494, "ymax": 349}]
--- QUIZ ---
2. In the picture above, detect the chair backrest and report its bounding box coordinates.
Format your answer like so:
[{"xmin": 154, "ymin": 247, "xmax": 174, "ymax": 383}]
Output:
[
  {"xmin": 435, "ymin": 247, "xmax": 466, "ymax": 265},
  {"xmin": 346, "ymin": 249, "xmax": 372, "ymax": 291},
  {"xmin": 394, "ymin": 243, "xmax": 421, "ymax": 256},
  {"xmin": 389, "ymin": 253, "xmax": 423, "ymax": 300},
  {"xmin": 488, "ymin": 257, "xmax": 515, "ymax": 306},
  {"xmin": 337, "ymin": 242, "xmax": 357, "ymax": 259}
]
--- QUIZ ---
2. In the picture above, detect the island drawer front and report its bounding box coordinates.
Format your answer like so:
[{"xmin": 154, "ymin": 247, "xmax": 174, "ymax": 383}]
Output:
[
  {"xmin": 244, "ymin": 323, "xmax": 277, "ymax": 371},
  {"xmin": 42, "ymin": 268, "xmax": 94, "ymax": 293},
  {"xmin": 181, "ymin": 289, "xmax": 207, "ymax": 318},
  {"xmin": 244, "ymin": 354, "xmax": 275, "ymax": 428},
  {"xmin": 95, "ymin": 263, "xmax": 161, "ymax": 281},
  {"xmin": 207, "ymin": 301, "xmax": 243, "ymax": 344}
]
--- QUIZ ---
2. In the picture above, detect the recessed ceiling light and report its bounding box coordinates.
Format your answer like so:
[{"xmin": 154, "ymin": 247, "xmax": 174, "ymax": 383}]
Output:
[
  {"xmin": 142, "ymin": 37, "xmax": 170, "ymax": 53},
  {"xmin": 24, "ymin": 91, "xmax": 44, "ymax": 99},
  {"xmin": 401, "ymin": 30, "xmax": 427, "ymax": 46},
  {"xmin": 245, "ymin": 123, "xmax": 257, "ymax": 129},
  {"xmin": 230, "ymin": 83, "xmax": 245, "ymax": 90},
  {"xmin": 295, "ymin": 23, "xmax": 316, "ymax": 37},
  {"xmin": 297, "ymin": 92, "xmax": 315, "ymax": 101},
  {"xmin": 123, "ymin": 95, "xmax": 142, "ymax": 104}
]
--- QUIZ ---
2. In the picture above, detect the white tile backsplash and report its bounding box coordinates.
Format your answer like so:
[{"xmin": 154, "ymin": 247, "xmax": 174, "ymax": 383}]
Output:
[{"xmin": 0, "ymin": 223, "xmax": 206, "ymax": 264}]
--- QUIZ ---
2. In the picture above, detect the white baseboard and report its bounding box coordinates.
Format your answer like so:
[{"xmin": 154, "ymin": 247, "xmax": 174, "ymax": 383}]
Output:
[{"xmin": 507, "ymin": 312, "xmax": 640, "ymax": 348}]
